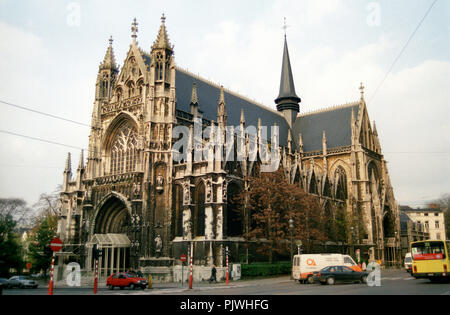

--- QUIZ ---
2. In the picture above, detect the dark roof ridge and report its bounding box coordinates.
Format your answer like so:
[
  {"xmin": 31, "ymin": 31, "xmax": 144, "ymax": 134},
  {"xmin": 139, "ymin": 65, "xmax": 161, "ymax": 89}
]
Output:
[
  {"xmin": 176, "ymin": 66, "xmax": 284, "ymax": 117},
  {"xmin": 298, "ymin": 101, "xmax": 361, "ymax": 117}
]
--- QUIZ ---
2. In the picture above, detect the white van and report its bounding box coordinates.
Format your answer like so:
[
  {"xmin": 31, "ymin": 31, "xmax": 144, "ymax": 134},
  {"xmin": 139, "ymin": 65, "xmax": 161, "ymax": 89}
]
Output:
[
  {"xmin": 292, "ymin": 254, "xmax": 361, "ymax": 284},
  {"xmin": 404, "ymin": 253, "xmax": 412, "ymax": 273}
]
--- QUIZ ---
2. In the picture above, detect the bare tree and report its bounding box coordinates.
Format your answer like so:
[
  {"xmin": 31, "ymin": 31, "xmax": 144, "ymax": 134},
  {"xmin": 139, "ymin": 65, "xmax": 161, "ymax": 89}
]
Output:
[
  {"xmin": 0, "ymin": 198, "xmax": 32, "ymax": 226},
  {"xmin": 32, "ymin": 185, "xmax": 61, "ymax": 220},
  {"xmin": 431, "ymin": 193, "xmax": 450, "ymax": 239}
]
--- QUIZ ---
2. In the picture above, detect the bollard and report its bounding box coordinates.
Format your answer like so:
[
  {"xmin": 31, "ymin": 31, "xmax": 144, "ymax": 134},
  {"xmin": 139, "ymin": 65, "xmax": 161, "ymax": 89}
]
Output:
[{"xmin": 148, "ymin": 274, "xmax": 152, "ymax": 289}]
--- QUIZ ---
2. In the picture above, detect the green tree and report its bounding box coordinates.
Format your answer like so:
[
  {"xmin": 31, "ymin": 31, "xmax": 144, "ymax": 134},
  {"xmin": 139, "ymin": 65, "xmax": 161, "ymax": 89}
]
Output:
[
  {"xmin": 27, "ymin": 214, "xmax": 57, "ymax": 275},
  {"xmin": 0, "ymin": 214, "xmax": 25, "ymax": 277},
  {"xmin": 0, "ymin": 198, "xmax": 30, "ymax": 277}
]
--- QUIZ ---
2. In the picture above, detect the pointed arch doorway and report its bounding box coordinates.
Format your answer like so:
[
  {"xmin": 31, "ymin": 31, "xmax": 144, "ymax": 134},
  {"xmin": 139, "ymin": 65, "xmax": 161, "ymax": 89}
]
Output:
[{"xmin": 88, "ymin": 193, "xmax": 132, "ymax": 276}]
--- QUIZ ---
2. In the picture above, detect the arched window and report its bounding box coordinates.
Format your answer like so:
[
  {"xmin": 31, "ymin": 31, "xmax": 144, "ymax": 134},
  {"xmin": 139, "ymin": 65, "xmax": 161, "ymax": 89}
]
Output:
[
  {"xmin": 110, "ymin": 125, "xmax": 139, "ymax": 175},
  {"xmin": 137, "ymin": 80, "xmax": 144, "ymax": 96},
  {"xmin": 101, "ymin": 80, "xmax": 108, "ymax": 98},
  {"xmin": 193, "ymin": 181, "xmax": 205, "ymax": 237},
  {"xmin": 323, "ymin": 176, "xmax": 332, "ymax": 198},
  {"xmin": 294, "ymin": 168, "xmax": 301, "ymax": 185},
  {"xmin": 126, "ymin": 81, "xmax": 135, "ymax": 98},
  {"xmin": 309, "ymin": 171, "xmax": 318, "ymax": 195},
  {"xmin": 368, "ymin": 162, "xmax": 381, "ymax": 195},
  {"xmin": 227, "ymin": 183, "xmax": 243, "ymax": 237},
  {"xmin": 172, "ymin": 185, "xmax": 183, "ymax": 237},
  {"xmin": 156, "ymin": 53, "xmax": 164, "ymax": 81},
  {"xmin": 335, "ymin": 167, "xmax": 348, "ymax": 200}
]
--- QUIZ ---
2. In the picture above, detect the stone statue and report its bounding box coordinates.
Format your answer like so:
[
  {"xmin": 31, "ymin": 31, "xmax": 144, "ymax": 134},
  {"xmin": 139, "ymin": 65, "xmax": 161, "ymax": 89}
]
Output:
[
  {"xmin": 132, "ymin": 182, "xmax": 141, "ymax": 199},
  {"xmin": 154, "ymin": 235, "xmax": 163, "ymax": 256},
  {"xmin": 183, "ymin": 184, "xmax": 190, "ymax": 205},
  {"xmin": 206, "ymin": 180, "xmax": 212, "ymax": 203},
  {"xmin": 156, "ymin": 175, "xmax": 164, "ymax": 193}
]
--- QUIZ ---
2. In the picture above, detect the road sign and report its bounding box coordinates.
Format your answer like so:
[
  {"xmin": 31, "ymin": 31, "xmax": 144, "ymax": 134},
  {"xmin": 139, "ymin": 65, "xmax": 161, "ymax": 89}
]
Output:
[
  {"xmin": 50, "ymin": 238, "xmax": 63, "ymax": 252},
  {"xmin": 180, "ymin": 254, "xmax": 187, "ymax": 263}
]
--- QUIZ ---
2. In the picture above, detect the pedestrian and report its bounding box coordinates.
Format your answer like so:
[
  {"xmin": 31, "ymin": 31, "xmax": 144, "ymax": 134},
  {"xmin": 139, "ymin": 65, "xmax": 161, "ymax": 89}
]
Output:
[{"xmin": 209, "ymin": 265, "xmax": 217, "ymax": 283}]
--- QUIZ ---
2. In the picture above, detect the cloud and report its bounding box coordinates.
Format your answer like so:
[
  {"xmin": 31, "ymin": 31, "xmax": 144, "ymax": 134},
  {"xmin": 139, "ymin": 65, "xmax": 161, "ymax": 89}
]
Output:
[
  {"xmin": 0, "ymin": 22, "xmax": 89, "ymax": 205},
  {"xmin": 186, "ymin": 11, "xmax": 450, "ymax": 206}
]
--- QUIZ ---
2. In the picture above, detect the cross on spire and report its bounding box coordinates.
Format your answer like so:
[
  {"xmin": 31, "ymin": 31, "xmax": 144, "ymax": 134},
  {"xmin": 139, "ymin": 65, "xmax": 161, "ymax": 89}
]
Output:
[
  {"xmin": 109, "ymin": 36, "xmax": 113, "ymax": 46},
  {"xmin": 131, "ymin": 18, "xmax": 138, "ymax": 42},
  {"xmin": 161, "ymin": 13, "xmax": 166, "ymax": 24},
  {"xmin": 282, "ymin": 17, "xmax": 290, "ymax": 37},
  {"xmin": 360, "ymin": 82, "xmax": 365, "ymax": 100}
]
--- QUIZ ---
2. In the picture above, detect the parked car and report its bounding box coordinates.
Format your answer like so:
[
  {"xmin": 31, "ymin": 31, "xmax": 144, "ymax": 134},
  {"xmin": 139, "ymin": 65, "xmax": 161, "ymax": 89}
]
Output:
[
  {"xmin": 313, "ymin": 265, "xmax": 369, "ymax": 285},
  {"xmin": 106, "ymin": 272, "xmax": 148, "ymax": 290},
  {"xmin": 404, "ymin": 253, "xmax": 412, "ymax": 273},
  {"xmin": 8, "ymin": 276, "xmax": 39, "ymax": 289},
  {"xmin": 0, "ymin": 278, "xmax": 10, "ymax": 290}
]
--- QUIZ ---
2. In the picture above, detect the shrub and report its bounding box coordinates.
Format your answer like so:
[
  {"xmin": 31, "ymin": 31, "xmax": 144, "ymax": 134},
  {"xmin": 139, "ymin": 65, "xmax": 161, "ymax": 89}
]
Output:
[{"xmin": 241, "ymin": 262, "xmax": 291, "ymax": 278}]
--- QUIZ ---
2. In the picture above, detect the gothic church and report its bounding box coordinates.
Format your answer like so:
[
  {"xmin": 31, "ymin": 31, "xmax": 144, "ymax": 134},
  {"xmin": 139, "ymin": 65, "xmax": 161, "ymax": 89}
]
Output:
[{"xmin": 57, "ymin": 16, "xmax": 401, "ymax": 281}]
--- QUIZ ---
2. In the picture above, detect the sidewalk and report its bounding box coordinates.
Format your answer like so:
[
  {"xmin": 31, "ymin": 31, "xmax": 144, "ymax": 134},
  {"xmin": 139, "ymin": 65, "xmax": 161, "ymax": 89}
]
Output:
[{"xmin": 49, "ymin": 275, "xmax": 291, "ymax": 290}]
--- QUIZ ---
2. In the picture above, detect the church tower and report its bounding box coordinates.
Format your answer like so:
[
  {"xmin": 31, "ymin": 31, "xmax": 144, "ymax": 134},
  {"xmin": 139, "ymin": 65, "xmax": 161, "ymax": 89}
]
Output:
[
  {"xmin": 275, "ymin": 35, "xmax": 301, "ymax": 128},
  {"xmin": 96, "ymin": 36, "xmax": 119, "ymax": 101},
  {"xmin": 146, "ymin": 14, "xmax": 177, "ymax": 259}
]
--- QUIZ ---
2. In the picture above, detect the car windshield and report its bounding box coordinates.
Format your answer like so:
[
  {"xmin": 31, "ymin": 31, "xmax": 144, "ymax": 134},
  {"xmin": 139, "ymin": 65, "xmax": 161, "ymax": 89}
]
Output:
[
  {"xmin": 344, "ymin": 257, "xmax": 355, "ymax": 265},
  {"xmin": 412, "ymin": 242, "xmax": 446, "ymax": 260},
  {"xmin": 405, "ymin": 257, "xmax": 412, "ymax": 263}
]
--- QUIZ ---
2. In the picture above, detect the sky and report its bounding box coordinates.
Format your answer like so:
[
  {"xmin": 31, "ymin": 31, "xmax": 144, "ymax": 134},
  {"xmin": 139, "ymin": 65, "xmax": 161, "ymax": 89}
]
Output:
[{"xmin": 0, "ymin": 0, "xmax": 449, "ymax": 209}]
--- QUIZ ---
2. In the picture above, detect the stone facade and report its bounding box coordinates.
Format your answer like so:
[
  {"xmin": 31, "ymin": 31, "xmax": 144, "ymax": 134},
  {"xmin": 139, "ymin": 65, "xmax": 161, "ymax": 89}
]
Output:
[{"xmin": 57, "ymin": 16, "xmax": 401, "ymax": 281}]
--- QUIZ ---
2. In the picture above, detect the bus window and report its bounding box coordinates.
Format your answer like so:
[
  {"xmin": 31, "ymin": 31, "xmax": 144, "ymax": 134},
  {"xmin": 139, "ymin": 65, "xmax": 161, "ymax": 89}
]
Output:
[{"xmin": 412, "ymin": 241, "xmax": 446, "ymax": 260}]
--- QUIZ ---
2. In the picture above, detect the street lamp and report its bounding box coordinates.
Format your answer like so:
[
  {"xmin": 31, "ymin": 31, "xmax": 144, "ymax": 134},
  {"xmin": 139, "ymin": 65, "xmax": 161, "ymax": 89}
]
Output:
[
  {"xmin": 394, "ymin": 231, "xmax": 398, "ymax": 268},
  {"xmin": 350, "ymin": 227, "xmax": 355, "ymax": 259},
  {"xmin": 289, "ymin": 217, "xmax": 294, "ymax": 280}
]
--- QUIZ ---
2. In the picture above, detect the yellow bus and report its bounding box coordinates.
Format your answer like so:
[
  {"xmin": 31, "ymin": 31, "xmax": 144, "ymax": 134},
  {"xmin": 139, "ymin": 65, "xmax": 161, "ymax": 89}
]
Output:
[{"xmin": 411, "ymin": 240, "xmax": 450, "ymax": 282}]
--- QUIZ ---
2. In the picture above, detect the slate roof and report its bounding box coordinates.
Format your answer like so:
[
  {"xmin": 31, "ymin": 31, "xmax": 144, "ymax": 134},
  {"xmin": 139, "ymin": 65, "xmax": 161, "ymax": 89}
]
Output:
[
  {"xmin": 175, "ymin": 68, "xmax": 291, "ymax": 146},
  {"xmin": 141, "ymin": 52, "xmax": 359, "ymax": 152},
  {"xmin": 293, "ymin": 104, "xmax": 360, "ymax": 152}
]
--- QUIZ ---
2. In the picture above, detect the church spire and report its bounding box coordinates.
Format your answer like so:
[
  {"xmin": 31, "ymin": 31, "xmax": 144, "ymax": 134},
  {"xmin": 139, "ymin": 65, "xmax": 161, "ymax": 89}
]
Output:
[
  {"xmin": 240, "ymin": 108, "xmax": 246, "ymax": 125},
  {"xmin": 275, "ymin": 35, "xmax": 301, "ymax": 128},
  {"xmin": 190, "ymin": 82, "xmax": 199, "ymax": 105},
  {"xmin": 77, "ymin": 150, "xmax": 84, "ymax": 170},
  {"xmin": 100, "ymin": 36, "xmax": 118, "ymax": 71},
  {"xmin": 65, "ymin": 152, "xmax": 72, "ymax": 174},
  {"xmin": 152, "ymin": 14, "xmax": 173, "ymax": 51},
  {"xmin": 63, "ymin": 152, "xmax": 72, "ymax": 192},
  {"xmin": 217, "ymin": 86, "xmax": 227, "ymax": 127},
  {"xmin": 190, "ymin": 82, "xmax": 201, "ymax": 117}
]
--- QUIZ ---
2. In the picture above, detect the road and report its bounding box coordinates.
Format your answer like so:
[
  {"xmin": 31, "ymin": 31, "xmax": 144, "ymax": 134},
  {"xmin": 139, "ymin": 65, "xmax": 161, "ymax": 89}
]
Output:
[{"xmin": 3, "ymin": 270, "xmax": 450, "ymax": 296}]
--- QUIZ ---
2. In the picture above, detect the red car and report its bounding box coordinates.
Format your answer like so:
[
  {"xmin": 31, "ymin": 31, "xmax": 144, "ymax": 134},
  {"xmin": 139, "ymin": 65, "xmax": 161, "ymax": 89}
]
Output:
[{"xmin": 107, "ymin": 272, "xmax": 148, "ymax": 290}]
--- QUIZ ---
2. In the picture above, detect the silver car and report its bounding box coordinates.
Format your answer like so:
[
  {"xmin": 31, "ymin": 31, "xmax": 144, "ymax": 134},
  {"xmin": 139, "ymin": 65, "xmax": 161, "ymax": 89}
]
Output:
[{"xmin": 8, "ymin": 276, "xmax": 39, "ymax": 289}]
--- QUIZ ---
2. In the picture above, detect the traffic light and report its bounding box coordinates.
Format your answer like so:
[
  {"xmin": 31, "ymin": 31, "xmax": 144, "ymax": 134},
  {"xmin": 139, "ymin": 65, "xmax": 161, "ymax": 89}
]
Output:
[{"xmin": 93, "ymin": 244, "xmax": 102, "ymax": 260}]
